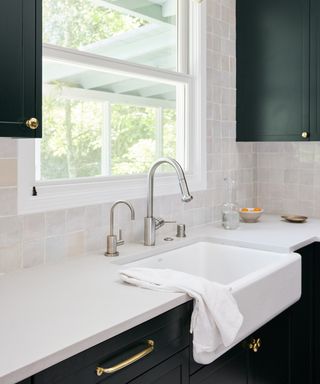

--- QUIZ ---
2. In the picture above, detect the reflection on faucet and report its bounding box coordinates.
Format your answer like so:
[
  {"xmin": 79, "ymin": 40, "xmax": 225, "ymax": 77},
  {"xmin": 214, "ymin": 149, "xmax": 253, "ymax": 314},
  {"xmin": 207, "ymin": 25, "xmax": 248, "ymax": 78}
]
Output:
[
  {"xmin": 105, "ymin": 200, "xmax": 135, "ymax": 257},
  {"xmin": 144, "ymin": 157, "xmax": 193, "ymax": 246}
]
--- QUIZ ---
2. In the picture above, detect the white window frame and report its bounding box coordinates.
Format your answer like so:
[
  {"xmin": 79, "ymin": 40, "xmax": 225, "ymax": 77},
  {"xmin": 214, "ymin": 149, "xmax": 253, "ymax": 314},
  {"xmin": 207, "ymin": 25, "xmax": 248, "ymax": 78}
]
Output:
[{"xmin": 18, "ymin": 0, "xmax": 207, "ymax": 214}]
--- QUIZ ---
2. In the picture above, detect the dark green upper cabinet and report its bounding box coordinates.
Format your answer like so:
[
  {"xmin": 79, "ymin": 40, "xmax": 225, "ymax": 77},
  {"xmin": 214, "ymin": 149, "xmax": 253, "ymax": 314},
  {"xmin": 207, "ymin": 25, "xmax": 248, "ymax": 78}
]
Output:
[
  {"xmin": 236, "ymin": 0, "xmax": 313, "ymax": 141},
  {"xmin": 0, "ymin": 0, "xmax": 41, "ymax": 138},
  {"xmin": 310, "ymin": 0, "xmax": 320, "ymax": 141}
]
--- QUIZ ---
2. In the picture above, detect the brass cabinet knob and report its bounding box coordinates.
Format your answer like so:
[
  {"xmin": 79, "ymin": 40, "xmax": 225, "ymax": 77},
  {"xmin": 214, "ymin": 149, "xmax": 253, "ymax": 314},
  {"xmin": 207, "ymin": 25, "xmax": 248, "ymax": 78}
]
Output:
[
  {"xmin": 301, "ymin": 131, "xmax": 310, "ymax": 139},
  {"xmin": 26, "ymin": 117, "xmax": 39, "ymax": 130},
  {"xmin": 248, "ymin": 338, "xmax": 261, "ymax": 353}
]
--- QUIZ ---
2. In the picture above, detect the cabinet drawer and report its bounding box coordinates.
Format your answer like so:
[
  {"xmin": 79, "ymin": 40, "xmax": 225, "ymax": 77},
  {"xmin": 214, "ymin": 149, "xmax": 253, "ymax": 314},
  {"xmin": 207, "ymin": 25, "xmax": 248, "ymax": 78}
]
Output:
[{"xmin": 34, "ymin": 302, "xmax": 192, "ymax": 384}]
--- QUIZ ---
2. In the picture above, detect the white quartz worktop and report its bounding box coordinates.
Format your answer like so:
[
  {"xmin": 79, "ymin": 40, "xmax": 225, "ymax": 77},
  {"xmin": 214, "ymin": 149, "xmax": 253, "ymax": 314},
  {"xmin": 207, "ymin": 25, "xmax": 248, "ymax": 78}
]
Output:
[{"xmin": 0, "ymin": 214, "xmax": 318, "ymax": 384}]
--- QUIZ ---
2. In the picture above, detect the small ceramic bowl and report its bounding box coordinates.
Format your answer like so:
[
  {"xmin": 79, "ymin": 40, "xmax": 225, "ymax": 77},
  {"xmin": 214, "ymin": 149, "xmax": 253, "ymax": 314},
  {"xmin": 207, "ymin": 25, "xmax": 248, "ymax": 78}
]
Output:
[{"xmin": 239, "ymin": 208, "xmax": 264, "ymax": 223}]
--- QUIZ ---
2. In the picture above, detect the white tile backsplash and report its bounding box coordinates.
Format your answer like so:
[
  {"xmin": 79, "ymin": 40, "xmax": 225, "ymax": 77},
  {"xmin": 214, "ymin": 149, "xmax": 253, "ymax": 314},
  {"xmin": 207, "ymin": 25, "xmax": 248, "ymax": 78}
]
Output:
[
  {"xmin": 0, "ymin": 159, "xmax": 17, "ymax": 186},
  {"xmin": 45, "ymin": 210, "xmax": 66, "ymax": 237},
  {"xmin": 22, "ymin": 239, "xmax": 45, "ymax": 268},
  {"xmin": 256, "ymin": 142, "xmax": 320, "ymax": 217},
  {"xmin": 0, "ymin": 244, "xmax": 21, "ymax": 273},
  {"xmin": 23, "ymin": 213, "xmax": 45, "ymax": 240}
]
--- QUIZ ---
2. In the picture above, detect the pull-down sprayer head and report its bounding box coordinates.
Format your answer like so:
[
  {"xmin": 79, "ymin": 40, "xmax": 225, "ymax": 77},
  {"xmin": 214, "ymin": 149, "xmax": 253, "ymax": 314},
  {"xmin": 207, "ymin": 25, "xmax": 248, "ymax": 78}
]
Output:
[{"xmin": 147, "ymin": 157, "xmax": 193, "ymax": 218}]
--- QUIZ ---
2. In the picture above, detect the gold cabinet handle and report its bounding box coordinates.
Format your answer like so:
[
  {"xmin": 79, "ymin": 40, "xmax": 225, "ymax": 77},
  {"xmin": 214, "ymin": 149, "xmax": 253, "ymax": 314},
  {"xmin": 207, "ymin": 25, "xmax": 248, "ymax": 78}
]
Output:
[
  {"xmin": 26, "ymin": 117, "xmax": 39, "ymax": 130},
  {"xmin": 96, "ymin": 339, "xmax": 155, "ymax": 377},
  {"xmin": 301, "ymin": 131, "xmax": 310, "ymax": 139},
  {"xmin": 249, "ymin": 338, "xmax": 261, "ymax": 353}
]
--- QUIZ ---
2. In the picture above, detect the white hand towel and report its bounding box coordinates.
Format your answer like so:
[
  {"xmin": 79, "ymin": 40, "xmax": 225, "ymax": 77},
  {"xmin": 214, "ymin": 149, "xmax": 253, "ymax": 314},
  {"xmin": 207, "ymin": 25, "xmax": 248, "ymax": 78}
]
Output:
[{"xmin": 119, "ymin": 267, "xmax": 243, "ymax": 364}]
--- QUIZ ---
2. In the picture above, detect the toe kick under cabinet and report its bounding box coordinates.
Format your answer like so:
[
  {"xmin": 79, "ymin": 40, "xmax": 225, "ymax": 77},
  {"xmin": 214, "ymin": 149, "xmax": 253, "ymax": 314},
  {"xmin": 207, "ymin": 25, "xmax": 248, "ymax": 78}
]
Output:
[{"xmin": 20, "ymin": 244, "xmax": 318, "ymax": 384}]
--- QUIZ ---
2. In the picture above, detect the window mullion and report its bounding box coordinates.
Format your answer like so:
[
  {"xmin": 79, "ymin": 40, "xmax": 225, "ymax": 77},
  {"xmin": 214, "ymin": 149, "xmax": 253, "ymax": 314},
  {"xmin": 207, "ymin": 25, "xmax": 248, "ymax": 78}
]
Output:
[{"xmin": 43, "ymin": 43, "xmax": 192, "ymax": 86}]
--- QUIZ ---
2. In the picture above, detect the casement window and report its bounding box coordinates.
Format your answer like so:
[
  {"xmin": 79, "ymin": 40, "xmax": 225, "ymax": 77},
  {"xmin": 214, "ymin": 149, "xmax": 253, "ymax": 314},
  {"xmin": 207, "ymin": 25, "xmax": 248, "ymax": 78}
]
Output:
[{"xmin": 18, "ymin": 0, "xmax": 206, "ymax": 213}]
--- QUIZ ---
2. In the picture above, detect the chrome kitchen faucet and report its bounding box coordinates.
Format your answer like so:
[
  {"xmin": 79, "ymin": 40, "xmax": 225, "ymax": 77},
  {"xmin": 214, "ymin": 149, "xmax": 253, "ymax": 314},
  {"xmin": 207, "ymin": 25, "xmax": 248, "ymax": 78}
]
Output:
[{"xmin": 144, "ymin": 157, "xmax": 193, "ymax": 246}]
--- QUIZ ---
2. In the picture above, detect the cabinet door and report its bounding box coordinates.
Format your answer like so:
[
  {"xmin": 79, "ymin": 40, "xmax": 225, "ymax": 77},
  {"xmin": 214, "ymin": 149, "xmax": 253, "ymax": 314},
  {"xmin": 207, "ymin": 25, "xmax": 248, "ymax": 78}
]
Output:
[
  {"xmin": 0, "ymin": 0, "xmax": 41, "ymax": 138},
  {"xmin": 128, "ymin": 350, "xmax": 189, "ymax": 384},
  {"xmin": 313, "ymin": 243, "xmax": 320, "ymax": 383},
  {"xmin": 190, "ymin": 345, "xmax": 247, "ymax": 384},
  {"xmin": 310, "ymin": 0, "xmax": 320, "ymax": 140},
  {"xmin": 236, "ymin": 0, "xmax": 310, "ymax": 141},
  {"xmin": 290, "ymin": 244, "xmax": 314, "ymax": 384},
  {"xmin": 248, "ymin": 311, "xmax": 290, "ymax": 384}
]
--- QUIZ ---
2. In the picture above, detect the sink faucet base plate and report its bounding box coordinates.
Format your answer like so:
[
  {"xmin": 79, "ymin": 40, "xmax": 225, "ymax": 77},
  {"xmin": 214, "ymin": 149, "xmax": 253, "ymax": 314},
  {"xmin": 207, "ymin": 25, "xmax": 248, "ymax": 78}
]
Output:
[{"xmin": 105, "ymin": 251, "xmax": 120, "ymax": 257}]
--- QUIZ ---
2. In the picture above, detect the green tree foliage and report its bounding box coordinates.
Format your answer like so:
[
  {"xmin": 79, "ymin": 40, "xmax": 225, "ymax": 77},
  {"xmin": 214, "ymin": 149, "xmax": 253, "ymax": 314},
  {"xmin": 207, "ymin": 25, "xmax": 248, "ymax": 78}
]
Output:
[
  {"xmin": 42, "ymin": 94, "xmax": 103, "ymax": 179},
  {"xmin": 43, "ymin": 0, "xmax": 146, "ymax": 49},
  {"xmin": 163, "ymin": 109, "xmax": 176, "ymax": 159},
  {"xmin": 111, "ymin": 104, "xmax": 156, "ymax": 175}
]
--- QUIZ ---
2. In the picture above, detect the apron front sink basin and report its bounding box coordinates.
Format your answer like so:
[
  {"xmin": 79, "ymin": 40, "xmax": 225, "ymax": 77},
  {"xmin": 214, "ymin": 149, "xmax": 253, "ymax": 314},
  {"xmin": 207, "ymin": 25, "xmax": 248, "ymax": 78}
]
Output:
[{"xmin": 122, "ymin": 241, "xmax": 301, "ymax": 361}]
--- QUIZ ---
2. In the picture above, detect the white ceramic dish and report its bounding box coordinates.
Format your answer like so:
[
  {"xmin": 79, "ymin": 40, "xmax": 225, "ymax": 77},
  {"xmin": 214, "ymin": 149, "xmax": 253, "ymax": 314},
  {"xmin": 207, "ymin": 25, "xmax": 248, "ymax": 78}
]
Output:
[{"xmin": 239, "ymin": 208, "xmax": 264, "ymax": 223}]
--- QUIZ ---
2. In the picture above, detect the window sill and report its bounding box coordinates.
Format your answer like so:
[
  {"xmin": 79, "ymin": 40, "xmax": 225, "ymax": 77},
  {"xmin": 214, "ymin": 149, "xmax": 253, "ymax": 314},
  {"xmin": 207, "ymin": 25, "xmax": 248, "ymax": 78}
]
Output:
[{"xmin": 17, "ymin": 170, "xmax": 206, "ymax": 214}]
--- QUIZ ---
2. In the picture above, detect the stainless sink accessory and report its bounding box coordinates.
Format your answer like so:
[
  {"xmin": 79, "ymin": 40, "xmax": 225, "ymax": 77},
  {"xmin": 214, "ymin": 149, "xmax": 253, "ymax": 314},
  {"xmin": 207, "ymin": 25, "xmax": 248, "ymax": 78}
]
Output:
[
  {"xmin": 176, "ymin": 224, "xmax": 186, "ymax": 238},
  {"xmin": 105, "ymin": 200, "xmax": 135, "ymax": 256}
]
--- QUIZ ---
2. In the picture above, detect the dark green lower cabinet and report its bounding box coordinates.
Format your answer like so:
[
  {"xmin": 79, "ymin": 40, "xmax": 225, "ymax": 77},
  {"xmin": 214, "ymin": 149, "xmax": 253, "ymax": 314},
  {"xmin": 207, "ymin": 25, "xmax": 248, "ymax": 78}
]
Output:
[
  {"xmin": 290, "ymin": 244, "xmax": 314, "ymax": 384},
  {"xmin": 190, "ymin": 345, "xmax": 248, "ymax": 384},
  {"xmin": 190, "ymin": 310, "xmax": 290, "ymax": 384},
  {"xmin": 314, "ymin": 244, "xmax": 320, "ymax": 383},
  {"xmin": 248, "ymin": 311, "xmax": 290, "ymax": 384},
  {"xmin": 129, "ymin": 350, "xmax": 189, "ymax": 384}
]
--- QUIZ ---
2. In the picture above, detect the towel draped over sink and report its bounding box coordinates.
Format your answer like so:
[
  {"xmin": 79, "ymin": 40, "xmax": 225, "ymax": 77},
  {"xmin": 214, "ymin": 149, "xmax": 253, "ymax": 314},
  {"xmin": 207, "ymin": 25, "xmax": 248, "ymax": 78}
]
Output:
[{"xmin": 119, "ymin": 267, "xmax": 243, "ymax": 364}]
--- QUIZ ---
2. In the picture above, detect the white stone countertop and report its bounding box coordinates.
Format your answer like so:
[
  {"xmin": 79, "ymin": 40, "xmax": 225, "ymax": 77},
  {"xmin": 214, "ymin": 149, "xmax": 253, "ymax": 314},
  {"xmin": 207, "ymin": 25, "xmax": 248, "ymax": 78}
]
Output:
[{"xmin": 0, "ymin": 214, "xmax": 319, "ymax": 384}]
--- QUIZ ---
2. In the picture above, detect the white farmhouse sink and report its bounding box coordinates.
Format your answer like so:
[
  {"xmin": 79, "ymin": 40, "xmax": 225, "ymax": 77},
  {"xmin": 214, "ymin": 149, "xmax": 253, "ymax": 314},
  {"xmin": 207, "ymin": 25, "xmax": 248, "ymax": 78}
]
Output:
[{"xmin": 123, "ymin": 241, "xmax": 301, "ymax": 361}]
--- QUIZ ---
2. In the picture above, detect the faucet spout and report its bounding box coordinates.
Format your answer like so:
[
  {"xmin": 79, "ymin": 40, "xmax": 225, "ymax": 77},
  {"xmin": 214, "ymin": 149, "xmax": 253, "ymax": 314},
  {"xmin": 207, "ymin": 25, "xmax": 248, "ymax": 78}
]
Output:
[
  {"xmin": 110, "ymin": 200, "xmax": 135, "ymax": 235},
  {"xmin": 145, "ymin": 157, "xmax": 193, "ymax": 246},
  {"xmin": 147, "ymin": 157, "xmax": 193, "ymax": 218}
]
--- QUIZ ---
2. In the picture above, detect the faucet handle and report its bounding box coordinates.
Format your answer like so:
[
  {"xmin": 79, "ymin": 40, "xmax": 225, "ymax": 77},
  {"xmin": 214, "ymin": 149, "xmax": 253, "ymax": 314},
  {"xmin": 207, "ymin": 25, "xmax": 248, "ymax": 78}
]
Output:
[
  {"xmin": 117, "ymin": 229, "xmax": 124, "ymax": 246},
  {"xmin": 155, "ymin": 218, "xmax": 176, "ymax": 230}
]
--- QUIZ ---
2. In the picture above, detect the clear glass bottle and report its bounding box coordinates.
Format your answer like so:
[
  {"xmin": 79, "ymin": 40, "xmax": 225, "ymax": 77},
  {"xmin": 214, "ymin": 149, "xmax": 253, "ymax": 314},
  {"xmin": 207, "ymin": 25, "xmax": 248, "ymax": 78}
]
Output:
[{"xmin": 222, "ymin": 177, "xmax": 239, "ymax": 230}]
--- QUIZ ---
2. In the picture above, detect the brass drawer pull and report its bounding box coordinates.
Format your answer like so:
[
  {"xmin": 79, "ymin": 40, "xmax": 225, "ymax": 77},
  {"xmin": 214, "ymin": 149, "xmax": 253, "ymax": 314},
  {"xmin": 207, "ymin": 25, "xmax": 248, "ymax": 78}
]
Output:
[
  {"xmin": 301, "ymin": 131, "xmax": 310, "ymax": 139},
  {"xmin": 96, "ymin": 339, "xmax": 155, "ymax": 376}
]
